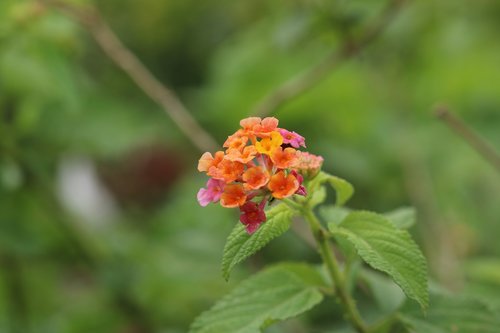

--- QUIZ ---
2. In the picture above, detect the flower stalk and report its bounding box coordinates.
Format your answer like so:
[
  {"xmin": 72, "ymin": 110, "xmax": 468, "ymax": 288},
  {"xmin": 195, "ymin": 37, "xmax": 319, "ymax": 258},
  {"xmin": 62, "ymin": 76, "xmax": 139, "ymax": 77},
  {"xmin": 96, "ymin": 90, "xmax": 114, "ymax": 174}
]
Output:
[{"xmin": 302, "ymin": 208, "xmax": 369, "ymax": 333}]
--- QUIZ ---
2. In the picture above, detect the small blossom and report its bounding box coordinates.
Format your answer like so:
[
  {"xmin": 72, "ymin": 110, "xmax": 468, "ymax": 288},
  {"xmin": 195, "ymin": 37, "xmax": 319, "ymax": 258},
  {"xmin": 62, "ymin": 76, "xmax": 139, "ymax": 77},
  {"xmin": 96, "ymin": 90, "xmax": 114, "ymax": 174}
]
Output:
[
  {"xmin": 198, "ymin": 151, "xmax": 224, "ymax": 172},
  {"xmin": 223, "ymin": 131, "xmax": 248, "ymax": 150},
  {"xmin": 197, "ymin": 179, "xmax": 225, "ymax": 206},
  {"xmin": 240, "ymin": 117, "xmax": 279, "ymax": 138},
  {"xmin": 271, "ymin": 147, "xmax": 298, "ymax": 169},
  {"xmin": 208, "ymin": 159, "xmax": 245, "ymax": 183},
  {"xmin": 243, "ymin": 166, "xmax": 270, "ymax": 190},
  {"xmin": 268, "ymin": 171, "xmax": 299, "ymax": 199},
  {"xmin": 240, "ymin": 117, "xmax": 261, "ymax": 132},
  {"xmin": 220, "ymin": 184, "xmax": 247, "ymax": 207},
  {"xmin": 278, "ymin": 129, "xmax": 306, "ymax": 148},
  {"xmin": 239, "ymin": 201, "xmax": 266, "ymax": 234},
  {"xmin": 254, "ymin": 117, "xmax": 279, "ymax": 137},
  {"xmin": 255, "ymin": 131, "xmax": 283, "ymax": 156},
  {"xmin": 225, "ymin": 146, "xmax": 258, "ymax": 164}
]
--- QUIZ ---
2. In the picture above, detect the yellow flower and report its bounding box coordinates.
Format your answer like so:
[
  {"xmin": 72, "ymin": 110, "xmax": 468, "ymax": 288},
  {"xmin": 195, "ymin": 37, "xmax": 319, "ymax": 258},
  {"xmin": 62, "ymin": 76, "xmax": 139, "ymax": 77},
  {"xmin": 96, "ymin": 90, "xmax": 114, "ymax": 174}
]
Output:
[{"xmin": 254, "ymin": 131, "xmax": 283, "ymax": 156}]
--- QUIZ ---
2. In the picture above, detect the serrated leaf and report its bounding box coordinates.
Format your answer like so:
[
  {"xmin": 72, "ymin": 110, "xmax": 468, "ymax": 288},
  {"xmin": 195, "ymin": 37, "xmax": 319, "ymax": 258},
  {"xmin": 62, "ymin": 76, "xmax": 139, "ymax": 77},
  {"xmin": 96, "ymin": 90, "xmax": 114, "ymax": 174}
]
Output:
[
  {"xmin": 222, "ymin": 204, "xmax": 295, "ymax": 280},
  {"xmin": 308, "ymin": 172, "xmax": 354, "ymax": 206},
  {"xmin": 190, "ymin": 263, "xmax": 325, "ymax": 333},
  {"xmin": 329, "ymin": 211, "xmax": 428, "ymax": 309},
  {"xmin": 400, "ymin": 292, "xmax": 500, "ymax": 333},
  {"xmin": 384, "ymin": 207, "xmax": 416, "ymax": 229}
]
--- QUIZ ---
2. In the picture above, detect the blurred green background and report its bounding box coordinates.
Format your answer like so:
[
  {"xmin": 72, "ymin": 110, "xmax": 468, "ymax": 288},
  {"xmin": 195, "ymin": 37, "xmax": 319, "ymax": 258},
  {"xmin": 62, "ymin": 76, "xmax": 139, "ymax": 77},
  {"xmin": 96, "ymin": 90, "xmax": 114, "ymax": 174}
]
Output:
[{"xmin": 1, "ymin": 0, "xmax": 500, "ymax": 332}]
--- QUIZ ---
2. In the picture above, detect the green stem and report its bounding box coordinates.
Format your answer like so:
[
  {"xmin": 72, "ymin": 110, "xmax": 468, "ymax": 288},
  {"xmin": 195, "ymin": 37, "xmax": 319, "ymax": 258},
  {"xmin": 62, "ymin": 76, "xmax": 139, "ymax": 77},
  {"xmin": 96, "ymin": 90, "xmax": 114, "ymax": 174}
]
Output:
[
  {"xmin": 303, "ymin": 209, "xmax": 368, "ymax": 333},
  {"xmin": 282, "ymin": 198, "xmax": 303, "ymax": 211}
]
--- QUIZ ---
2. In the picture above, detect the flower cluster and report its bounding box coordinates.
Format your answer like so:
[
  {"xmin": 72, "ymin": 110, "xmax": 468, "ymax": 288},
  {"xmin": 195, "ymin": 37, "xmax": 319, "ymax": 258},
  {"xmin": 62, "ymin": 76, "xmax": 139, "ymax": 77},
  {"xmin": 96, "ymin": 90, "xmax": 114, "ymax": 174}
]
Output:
[{"xmin": 197, "ymin": 117, "xmax": 323, "ymax": 234}]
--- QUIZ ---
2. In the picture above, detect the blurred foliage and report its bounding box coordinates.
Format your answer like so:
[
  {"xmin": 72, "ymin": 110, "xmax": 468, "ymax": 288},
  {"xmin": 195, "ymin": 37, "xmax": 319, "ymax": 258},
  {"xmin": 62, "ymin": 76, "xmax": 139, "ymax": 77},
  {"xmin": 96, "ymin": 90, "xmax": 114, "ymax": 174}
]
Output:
[{"xmin": 1, "ymin": 0, "xmax": 500, "ymax": 332}]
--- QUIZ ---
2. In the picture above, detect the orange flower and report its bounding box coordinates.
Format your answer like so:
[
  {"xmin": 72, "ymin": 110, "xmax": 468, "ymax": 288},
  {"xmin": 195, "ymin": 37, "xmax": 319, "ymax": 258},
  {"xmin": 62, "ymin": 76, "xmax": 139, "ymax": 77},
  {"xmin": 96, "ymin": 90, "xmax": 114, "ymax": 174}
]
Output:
[
  {"xmin": 240, "ymin": 117, "xmax": 261, "ymax": 131},
  {"xmin": 268, "ymin": 171, "xmax": 299, "ymax": 199},
  {"xmin": 253, "ymin": 117, "xmax": 279, "ymax": 137},
  {"xmin": 223, "ymin": 130, "xmax": 248, "ymax": 150},
  {"xmin": 220, "ymin": 183, "xmax": 247, "ymax": 207},
  {"xmin": 243, "ymin": 166, "xmax": 270, "ymax": 190},
  {"xmin": 225, "ymin": 145, "xmax": 258, "ymax": 164},
  {"xmin": 239, "ymin": 117, "xmax": 279, "ymax": 138},
  {"xmin": 239, "ymin": 117, "xmax": 261, "ymax": 137},
  {"xmin": 271, "ymin": 147, "xmax": 298, "ymax": 169},
  {"xmin": 198, "ymin": 151, "xmax": 224, "ymax": 172},
  {"xmin": 208, "ymin": 159, "xmax": 245, "ymax": 183},
  {"xmin": 255, "ymin": 131, "xmax": 283, "ymax": 156}
]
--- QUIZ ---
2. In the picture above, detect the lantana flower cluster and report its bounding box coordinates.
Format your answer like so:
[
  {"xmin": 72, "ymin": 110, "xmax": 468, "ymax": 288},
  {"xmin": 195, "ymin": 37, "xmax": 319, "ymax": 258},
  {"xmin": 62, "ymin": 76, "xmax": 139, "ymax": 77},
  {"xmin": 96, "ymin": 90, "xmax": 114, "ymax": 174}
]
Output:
[{"xmin": 197, "ymin": 117, "xmax": 323, "ymax": 234}]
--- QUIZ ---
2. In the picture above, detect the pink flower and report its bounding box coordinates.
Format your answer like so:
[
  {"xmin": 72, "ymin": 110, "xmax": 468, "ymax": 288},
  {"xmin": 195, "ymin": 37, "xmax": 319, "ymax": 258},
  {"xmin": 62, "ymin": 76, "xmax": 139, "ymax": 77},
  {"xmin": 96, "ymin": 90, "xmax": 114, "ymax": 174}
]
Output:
[
  {"xmin": 291, "ymin": 170, "xmax": 307, "ymax": 196},
  {"xmin": 294, "ymin": 152, "xmax": 323, "ymax": 178},
  {"xmin": 278, "ymin": 129, "xmax": 306, "ymax": 148},
  {"xmin": 239, "ymin": 201, "xmax": 267, "ymax": 234},
  {"xmin": 197, "ymin": 179, "xmax": 225, "ymax": 207}
]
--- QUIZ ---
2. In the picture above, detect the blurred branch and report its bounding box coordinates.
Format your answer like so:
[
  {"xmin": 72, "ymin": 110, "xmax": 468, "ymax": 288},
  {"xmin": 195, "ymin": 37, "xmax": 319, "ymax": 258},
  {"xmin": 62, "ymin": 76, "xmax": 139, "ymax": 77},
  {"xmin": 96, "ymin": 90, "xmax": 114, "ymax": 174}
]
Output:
[
  {"xmin": 435, "ymin": 105, "xmax": 500, "ymax": 173},
  {"xmin": 252, "ymin": 0, "xmax": 406, "ymax": 117},
  {"xmin": 39, "ymin": 0, "xmax": 218, "ymax": 153}
]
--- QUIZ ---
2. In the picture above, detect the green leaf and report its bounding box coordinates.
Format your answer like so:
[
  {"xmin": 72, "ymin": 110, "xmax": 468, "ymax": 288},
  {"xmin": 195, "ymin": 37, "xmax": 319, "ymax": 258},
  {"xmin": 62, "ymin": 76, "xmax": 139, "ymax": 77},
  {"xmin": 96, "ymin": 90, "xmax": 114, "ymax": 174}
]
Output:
[
  {"xmin": 308, "ymin": 185, "xmax": 327, "ymax": 208},
  {"xmin": 308, "ymin": 171, "xmax": 354, "ymax": 206},
  {"xmin": 319, "ymin": 205, "xmax": 351, "ymax": 225},
  {"xmin": 328, "ymin": 175, "xmax": 354, "ymax": 206},
  {"xmin": 329, "ymin": 211, "xmax": 428, "ymax": 309},
  {"xmin": 400, "ymin": 292, "xmax": 500, "ymax": 333},
  {"xmin": 384, "ymin": 207, "xmax": 416, "ymax": 229},
  {"xmin": 221, "ymin": 204, "xmax": 295, "ymax": 280},
  {"xmin": 190, "ymin": 263, "xmax": 325, "ymax": 333},
  {"xmin": 360, "ymin": 269, "xmax": 405, "ymax": 314}
]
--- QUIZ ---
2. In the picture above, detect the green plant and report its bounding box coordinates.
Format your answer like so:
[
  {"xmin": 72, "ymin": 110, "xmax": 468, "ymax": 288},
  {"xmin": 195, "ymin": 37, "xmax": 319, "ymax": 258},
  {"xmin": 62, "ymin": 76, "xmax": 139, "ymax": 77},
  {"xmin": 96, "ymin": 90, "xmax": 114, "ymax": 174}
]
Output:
[{"xmin": 190, "ymin": 117, "xmax": 432, "ymax": 333}]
